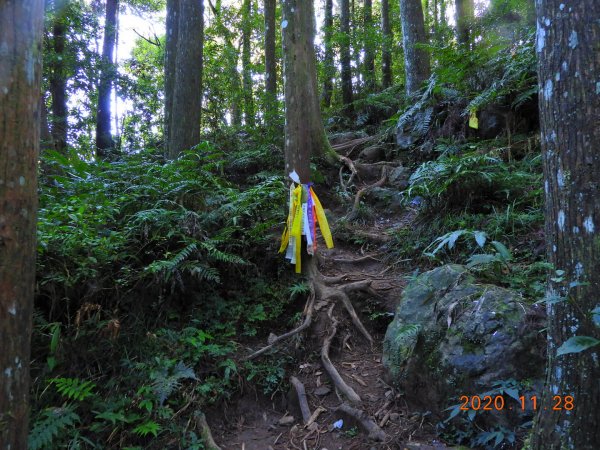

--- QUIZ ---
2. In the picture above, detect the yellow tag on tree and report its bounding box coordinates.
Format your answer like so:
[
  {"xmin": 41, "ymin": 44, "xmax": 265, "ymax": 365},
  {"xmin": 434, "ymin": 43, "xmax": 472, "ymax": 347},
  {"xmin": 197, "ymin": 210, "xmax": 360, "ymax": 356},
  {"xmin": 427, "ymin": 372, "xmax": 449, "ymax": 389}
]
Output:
[{"xmin": 469, "ymin": 110, "xmax": 479, "ymax": 129}]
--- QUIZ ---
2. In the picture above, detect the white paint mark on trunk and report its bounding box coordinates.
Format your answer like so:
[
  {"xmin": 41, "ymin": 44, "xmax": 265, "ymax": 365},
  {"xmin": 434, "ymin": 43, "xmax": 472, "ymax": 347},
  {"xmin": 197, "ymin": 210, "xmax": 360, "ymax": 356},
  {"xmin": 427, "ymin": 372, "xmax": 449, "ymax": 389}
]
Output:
[
  {"xmin": 568, "ymin": 31, "xmax": 578, "ymax": 49},
  {"xmin": 536, "ymin": 23, "xmax": 546, "ymax": 52},
  {"xmin": 543, "ymin": 79, "xmax": 553, "ymax": 100},
  {"xmin": 558, "ymin": 210, "xmax": 565, "ymax": 231},
  {"xmin": 583, "ymin": 216, "xmax": 595, "ymax": 233}
]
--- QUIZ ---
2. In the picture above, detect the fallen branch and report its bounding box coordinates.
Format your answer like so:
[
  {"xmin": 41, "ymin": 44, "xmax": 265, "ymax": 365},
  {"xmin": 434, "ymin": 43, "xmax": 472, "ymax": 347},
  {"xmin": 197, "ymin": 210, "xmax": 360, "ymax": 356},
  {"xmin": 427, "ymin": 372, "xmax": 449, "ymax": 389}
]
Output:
[
  {"xmin": 290, "ymin": 376, "xmax": 312, "ymax": 425},
  {"xmin": 195, "ymin": 412, "xmax": 222, "ymax": 450},
  {"xmin": 321, "ymin": 305, "xmax": 362, "ymax": 404},
  {"xmin": 335, "ymin": 403, "xmax": 386, "ymax": 442}
]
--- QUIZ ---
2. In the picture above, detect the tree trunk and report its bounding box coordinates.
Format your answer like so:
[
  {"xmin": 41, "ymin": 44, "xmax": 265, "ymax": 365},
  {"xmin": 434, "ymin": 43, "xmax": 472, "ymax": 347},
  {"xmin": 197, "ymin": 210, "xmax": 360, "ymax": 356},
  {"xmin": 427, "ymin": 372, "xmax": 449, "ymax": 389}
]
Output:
[
  {"xmin": 49, "ymin": 0, "xmax": 68, "ymax": 153},
  {"xmin": 96, "ymin": 0, "xmax": 118, "ymax": 159},
  {"xmin": 340, "ymin": 0, "xmax": 354, "ymax": 116},
  {"xmin": 164, "ymin": 0, "xmax": 179, "ymax": 157},
  {"xmin": 264, "ymin": 0, "xmax": 277, "ymax": 125},
  {"xmin": 242, "ymin": 0, "xmax": 255, "ymax": 127},
  {"xmin": 282, "ymin": 0, "xmax": 333, "ymax": 183},
  {"xmin": 0, "ymin": 0, "xmax": 44, "ymax": 448},
  {"xmin": 381, "ymin": 0, "xmax": 392, "ymax": 88},
  {"xmin": 321, "ymin": 0, "xmax": 334, "ymax": 108},
  {"xmin": 399, "ymin": 0, "xmax": 430, "ymax": 95},
  {"xmin": 363, "ymin": 0, "xmax": 375, "ymax": 91},
  {"xmin": 455, "ymin": 0, "xmax": 474, "ymax": 47},
  {"xmin": 531, "ymin": 1, "xmax": 600, "ymax": 448},
  {"xmin": 168, "ymin": 0, "xmax": 204, "ymax": 158}
]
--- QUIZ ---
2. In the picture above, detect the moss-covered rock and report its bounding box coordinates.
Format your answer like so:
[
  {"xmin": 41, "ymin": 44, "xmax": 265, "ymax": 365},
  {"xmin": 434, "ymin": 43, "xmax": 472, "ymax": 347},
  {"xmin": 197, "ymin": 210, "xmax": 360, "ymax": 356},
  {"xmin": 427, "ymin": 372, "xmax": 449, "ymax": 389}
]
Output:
[{"xmin": 382, "ymin": 264, "xmax": 545, "ymax": 425}]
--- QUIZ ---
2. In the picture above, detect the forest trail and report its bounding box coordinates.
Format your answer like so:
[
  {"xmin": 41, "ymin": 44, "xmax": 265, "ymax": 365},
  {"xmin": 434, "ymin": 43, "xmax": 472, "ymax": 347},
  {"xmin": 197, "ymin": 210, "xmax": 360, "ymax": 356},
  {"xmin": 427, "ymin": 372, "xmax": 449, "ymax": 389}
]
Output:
[{"xmin": 207, "ymin": 202, "xmax": 454, "ymax": 450}]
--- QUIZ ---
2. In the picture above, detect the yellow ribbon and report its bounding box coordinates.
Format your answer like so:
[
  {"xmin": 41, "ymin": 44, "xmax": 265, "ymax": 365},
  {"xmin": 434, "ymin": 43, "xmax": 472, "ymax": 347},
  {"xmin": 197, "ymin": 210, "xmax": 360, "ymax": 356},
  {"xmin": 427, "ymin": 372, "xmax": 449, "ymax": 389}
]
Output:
[
  {"xmin": 279, "ymin": 183, "xmax": 334, "ymax": 273},
  {"xmin": 310, "ymin": 187, "xmax": 334, "ymax": 249}
]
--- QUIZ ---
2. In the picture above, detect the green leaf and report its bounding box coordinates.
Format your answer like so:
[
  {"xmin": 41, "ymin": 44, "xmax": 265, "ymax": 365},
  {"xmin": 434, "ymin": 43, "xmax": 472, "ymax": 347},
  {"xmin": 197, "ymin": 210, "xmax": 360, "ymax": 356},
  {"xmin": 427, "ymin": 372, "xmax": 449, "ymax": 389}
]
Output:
[
  {"xmin": 467, "ymin": 253, "xmax": 497, "ymax": 268},
  {"xmin": 592, "ymin": 306, "xmax": 600, "ymax": 328},
  {"xmin": 473, "ymin": 231, "xmax": 487, "ymax": 248},
  {"xmin": 556, "ymin": 336, "xmax": 600, "ymax": 356},
  {"xmin": 491, "ymin": 241, "xmax": 512, "ymax": 261},
  {"xmin": 133, "ymin": 420, "xmax": 161, "ymax": 437},
  {"xmin": 504, "ymin": 388, "xmax": 520, "ymax": 402}
]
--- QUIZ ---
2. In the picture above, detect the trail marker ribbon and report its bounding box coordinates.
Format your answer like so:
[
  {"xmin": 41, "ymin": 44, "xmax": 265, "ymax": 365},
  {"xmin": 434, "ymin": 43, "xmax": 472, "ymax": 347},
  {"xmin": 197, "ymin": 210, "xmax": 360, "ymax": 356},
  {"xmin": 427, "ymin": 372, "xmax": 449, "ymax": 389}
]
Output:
[{"xmin": 279, "ymin": 178, "xmax": 334, "ymax": 273}]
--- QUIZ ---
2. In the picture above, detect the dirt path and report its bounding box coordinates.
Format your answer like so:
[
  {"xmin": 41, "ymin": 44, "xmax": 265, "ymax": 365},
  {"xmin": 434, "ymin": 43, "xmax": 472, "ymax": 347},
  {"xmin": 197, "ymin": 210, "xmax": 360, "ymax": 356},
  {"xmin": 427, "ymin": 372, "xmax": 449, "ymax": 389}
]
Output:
[{"xmin": 207, "ymin": 208, "xmax": 454, "ymax": 450}]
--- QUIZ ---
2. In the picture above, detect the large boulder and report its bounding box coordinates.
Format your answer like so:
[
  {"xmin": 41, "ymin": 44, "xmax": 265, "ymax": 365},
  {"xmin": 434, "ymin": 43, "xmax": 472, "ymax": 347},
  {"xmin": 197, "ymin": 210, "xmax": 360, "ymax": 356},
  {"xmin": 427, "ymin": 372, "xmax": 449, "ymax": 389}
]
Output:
[{"xmin": 383, "ymin": 265, "xmax": 545, "ymax": 425}]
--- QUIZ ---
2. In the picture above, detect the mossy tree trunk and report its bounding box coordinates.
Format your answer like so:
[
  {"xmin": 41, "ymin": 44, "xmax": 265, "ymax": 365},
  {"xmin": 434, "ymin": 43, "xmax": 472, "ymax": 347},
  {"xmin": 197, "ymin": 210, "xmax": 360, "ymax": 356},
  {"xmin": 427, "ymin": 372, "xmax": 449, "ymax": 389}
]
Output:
[
  {"xmin": 0, "ymin": 0, "xmax": 44, "ymax": 447},
  {"xmin": 531, "ymin": 1, "xmax": 600, "ymax": 448}
]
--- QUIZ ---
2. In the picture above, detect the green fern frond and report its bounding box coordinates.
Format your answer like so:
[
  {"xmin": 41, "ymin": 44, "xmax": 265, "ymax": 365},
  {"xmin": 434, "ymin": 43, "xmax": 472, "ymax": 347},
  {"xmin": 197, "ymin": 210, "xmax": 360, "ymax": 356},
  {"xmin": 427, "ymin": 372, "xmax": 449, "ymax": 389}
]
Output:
[
  {"xmin": 29, "ymin": 407, "xmax": 80, "ymax": 450},
  {"xmin": 50, "ymin": 377, "xmax": 96, "ymax": 401}
]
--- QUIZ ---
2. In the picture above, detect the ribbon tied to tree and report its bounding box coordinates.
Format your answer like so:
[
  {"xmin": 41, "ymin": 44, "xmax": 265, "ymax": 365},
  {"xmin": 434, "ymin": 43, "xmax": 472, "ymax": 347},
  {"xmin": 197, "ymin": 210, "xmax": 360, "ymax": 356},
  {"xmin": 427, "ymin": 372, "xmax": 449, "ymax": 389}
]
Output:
[{"xmin": 279, "ymin": 171, "xmax": 334, "ymax": 273}]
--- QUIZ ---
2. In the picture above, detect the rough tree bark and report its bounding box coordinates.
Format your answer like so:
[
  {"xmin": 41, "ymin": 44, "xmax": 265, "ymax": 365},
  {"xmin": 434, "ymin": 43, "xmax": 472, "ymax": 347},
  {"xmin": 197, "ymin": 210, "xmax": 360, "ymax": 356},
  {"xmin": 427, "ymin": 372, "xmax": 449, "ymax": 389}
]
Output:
[
  {"xmin": 96, "ymin": 0, "xmax": 118, "ymax": 159},
  {"xmin": 381, "ymin": 0, "xmax": 392, "ymax": 88},
  {"xmin": 363, "ymin": 0, "xmax": 375, "ymax": 91},
  {"xmin": 242, "ymin": 0, "xmax": 255, "ymax": 127},
  {"xmin": 455, "ymin": 0, "xmax": 474, "ymax": 47},
  {"xmin": 49, "ymin": 0, "xmax": 68, "ymax": 153},
  {"xmin": 321, "ymin": 0, "xmax": 334, "ymax": 108},
  {"xmin": 164, "ymin": 0, "xmax": 179, "ymax": 157},
  {"xmin": 168, "ymin": 0, "xmax": 204, "ymax": 159},
  {"xmin": 399, "ymin": 0, "xmax": 430, "ymax": 95},
  {"xmin": 0, "ymin": 0, "xmax": 44, "ymax": 447},
  {"xmin": 281, "ymin": 0, "xmax": 333, "ymax": 183},
  {"xmin": 531, "ymin": 1, "xmax": 600, "ymax": 449},
  {"xmin": 264, "ymin": 0, "xmax": 277, "ymax": 125},
  {"xmin": 340, "ymin": 0, "xmax": 354, "ymax": 116}
]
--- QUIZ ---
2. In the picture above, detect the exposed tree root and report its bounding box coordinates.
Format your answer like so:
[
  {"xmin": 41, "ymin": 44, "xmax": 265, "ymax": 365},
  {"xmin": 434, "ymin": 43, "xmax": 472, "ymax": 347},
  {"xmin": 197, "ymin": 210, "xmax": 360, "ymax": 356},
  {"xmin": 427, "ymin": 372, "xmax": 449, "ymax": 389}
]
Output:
[
  {"xmin": 335, "ymin": 403, "xmax": 387, "ymax": 442},
  {"xmin": 321, "ymin": 304, "xmax": 362, "ymax": 404},
  {"xmin": 290, "ymin": 376, "xmax": 312, "ymax": 424},
  {"xmin": 195, "ymin": 412, "xmax": 223, "ymax": 450},
  {"xmin": 346, "ymin": 166, "xmax": 388, "ymax": 221},
  {"xmin": 245, "ymin": 290, "xmax": 315, "ymax": 360},
  {"xmin": 246, "ymin": 255, "xmax": 386, "ymax": 440}
]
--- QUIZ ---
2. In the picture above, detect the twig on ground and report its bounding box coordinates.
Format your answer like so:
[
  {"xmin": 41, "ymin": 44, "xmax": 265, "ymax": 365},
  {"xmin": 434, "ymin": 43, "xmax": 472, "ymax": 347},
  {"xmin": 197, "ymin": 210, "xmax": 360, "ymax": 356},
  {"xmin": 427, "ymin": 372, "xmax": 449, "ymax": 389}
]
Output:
[{"xmin": 290, "ymin": 376, "xmax": 312, "ymax": 425}]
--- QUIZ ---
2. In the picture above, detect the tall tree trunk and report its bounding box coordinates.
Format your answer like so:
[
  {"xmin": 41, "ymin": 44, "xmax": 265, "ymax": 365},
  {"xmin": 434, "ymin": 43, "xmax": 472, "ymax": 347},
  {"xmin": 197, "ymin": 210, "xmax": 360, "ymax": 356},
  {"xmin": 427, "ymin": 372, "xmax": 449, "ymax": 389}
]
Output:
[
  {"xmin": 455, "ymin": 0, "xmax": 474, "ymax": 46},
  {"xmin": 321, "ymin": 0, "xmax": 334, "ymax": 108},
  {"xmin": 399, "ymin": 0, "xmax": 430, "ymax": 95},
  {"xmin": 49, "ymin": 0, "xmax": 68, "ymax": 153},
  {"xmin": 381, "ymin": 0, "xmax": 392, "ymax": 88},
  {"xmin": 340, "ymin": 0, "xmax": 354, "ymax": 116},
  {"xmin": 164, "ymin": 0, "xmax": 179, "ymax": 157},
  {"xmin": 0, "ymin": 0, "xmax": 44, "ymax": 447},
  {"xmin": 96, "ymin": 0, "xmax": 118, "ymax": 159},
  {"xmin": 264, "ymin": 0, "xmax": 277, "ymax": 126},
  {"xmin": 363, "ymin": 0, "xmax": 375, "ymax": 91},
  {"xmin": 282, "ymin": 0, "xmax": 333, "ymax": 183},
  {"xmin": 168, "ymin": 0, "xmax": 204, "ymax": 158},
  {"xmin": 242, "ymin": 0, "xmax": 255, "ymax": 127},
  {"xmin": 531, "ymin": 1, "xmax": 600, "ymax": 448}
]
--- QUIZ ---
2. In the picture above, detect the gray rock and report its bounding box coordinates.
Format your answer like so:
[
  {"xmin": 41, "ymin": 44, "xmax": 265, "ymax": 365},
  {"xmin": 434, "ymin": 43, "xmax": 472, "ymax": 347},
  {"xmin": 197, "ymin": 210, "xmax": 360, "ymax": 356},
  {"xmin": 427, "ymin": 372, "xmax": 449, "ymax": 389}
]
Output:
[
  {"xmin": 388, "ymin": 165, "xmax": 410, "ymax": 190},
  {"xmin": 359, "ymin": 145, "xmax": 385, "ymax": 162},
  {"xmin": 382, "ymin": 264, "xmax": 545, "ymax": 426}
]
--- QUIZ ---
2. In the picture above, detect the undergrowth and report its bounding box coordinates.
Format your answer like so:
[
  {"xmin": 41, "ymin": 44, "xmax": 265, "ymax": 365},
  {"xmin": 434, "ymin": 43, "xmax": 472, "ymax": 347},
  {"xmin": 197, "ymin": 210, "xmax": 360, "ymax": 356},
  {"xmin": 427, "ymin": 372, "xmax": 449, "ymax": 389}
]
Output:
[{"xmin": 31, "ymin": 140, "xmax": 297, "ymax": 449}]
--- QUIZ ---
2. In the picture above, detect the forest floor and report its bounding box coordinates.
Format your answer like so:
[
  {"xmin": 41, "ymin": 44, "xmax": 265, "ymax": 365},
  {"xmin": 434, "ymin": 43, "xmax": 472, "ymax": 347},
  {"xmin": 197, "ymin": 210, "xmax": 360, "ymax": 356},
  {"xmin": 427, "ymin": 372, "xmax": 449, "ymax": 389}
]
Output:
[{"xmin": 206, "ymin": 200, "xmax": 457, "ymax": 450}]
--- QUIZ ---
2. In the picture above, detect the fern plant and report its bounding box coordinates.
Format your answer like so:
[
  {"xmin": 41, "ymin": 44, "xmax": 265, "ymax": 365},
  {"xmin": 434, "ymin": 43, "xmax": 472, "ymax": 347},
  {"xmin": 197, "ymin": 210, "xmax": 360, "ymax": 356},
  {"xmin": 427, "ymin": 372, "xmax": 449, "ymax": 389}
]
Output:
[
  {"xmin": 50, "ymin": 377, "xmax": 96, "ymax": 401},
  {"xmin": 29, "ymin": 407, "xmax": 80, "ymax": 450}
]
